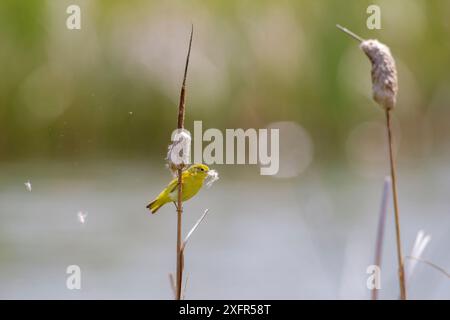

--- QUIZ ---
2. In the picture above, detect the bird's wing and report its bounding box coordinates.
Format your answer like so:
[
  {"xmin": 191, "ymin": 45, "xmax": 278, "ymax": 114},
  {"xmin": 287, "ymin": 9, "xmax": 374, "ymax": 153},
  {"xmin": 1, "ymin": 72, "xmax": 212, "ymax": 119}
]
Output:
[{"xmin": 166, "ymin": 177, "xmax": 179, "ymax": 194}]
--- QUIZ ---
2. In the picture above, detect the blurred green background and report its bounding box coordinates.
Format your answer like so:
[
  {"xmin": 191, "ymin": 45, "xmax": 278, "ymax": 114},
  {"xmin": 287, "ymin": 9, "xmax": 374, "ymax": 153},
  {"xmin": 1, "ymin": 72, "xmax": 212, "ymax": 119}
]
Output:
[
  {"xmin": 1, "ymin": 0, "xmax": 450, "ymax": 163},
  {"xmin": 1, "ymin": 0, "xmax": 450, "ymax": 299}
]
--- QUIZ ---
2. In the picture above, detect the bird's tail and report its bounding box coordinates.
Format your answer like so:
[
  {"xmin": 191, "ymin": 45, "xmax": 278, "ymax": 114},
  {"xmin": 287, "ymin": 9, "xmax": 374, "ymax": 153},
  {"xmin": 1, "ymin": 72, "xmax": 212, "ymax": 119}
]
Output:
[{"xmin": 147, "ymin": 198, "xmax": 163, "ymax": 214}]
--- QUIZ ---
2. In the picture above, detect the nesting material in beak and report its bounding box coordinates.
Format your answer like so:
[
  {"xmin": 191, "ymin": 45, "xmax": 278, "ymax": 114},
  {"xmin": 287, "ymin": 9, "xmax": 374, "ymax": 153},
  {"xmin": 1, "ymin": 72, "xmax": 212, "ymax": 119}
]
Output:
[{"xmin": 205, "ymin": 169, "xmax": 219, "ymax": 188}]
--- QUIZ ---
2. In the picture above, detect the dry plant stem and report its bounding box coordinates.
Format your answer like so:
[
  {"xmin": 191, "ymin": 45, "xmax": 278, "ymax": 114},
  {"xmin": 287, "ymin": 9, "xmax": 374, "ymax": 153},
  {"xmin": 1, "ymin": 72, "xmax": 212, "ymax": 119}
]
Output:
[
  {"xmin": 182, "ymin": 209, "xmax": 210, "ymax": 250},
  {"xmin": 177, "ymin": 25, "xmax": 193, "ymax": 129},
  {"xmin": 336, "ymin": 24, "xmax": 365, "ymax": 42},
  {"xmin": 175, "ymin": 182, "xmax": 183, "ymax": 300},
  {"xmin": 385, "ymin": 109, "xmax": 407, "ymax": 300},
  {"xmin": 372, "ymin": 177, "xmax": 390, "ymax": 300},
  {"xmin": 405, "ymin": 256, "xmax": 450, "ymax": 279},
  {"xmin": 176, "ymin": 171, "xmax": 183, "ymax": 300},
  {"xmin": 175, "ymin": 25, "xmax": 193, "ymax": 301}
]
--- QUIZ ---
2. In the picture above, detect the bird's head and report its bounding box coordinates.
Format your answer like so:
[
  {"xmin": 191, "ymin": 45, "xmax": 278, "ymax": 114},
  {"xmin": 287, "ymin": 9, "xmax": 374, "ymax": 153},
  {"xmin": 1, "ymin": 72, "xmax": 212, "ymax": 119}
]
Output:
[{"xmin": 187, "ymin": 164, "xmax": 210, "ymax": 178}]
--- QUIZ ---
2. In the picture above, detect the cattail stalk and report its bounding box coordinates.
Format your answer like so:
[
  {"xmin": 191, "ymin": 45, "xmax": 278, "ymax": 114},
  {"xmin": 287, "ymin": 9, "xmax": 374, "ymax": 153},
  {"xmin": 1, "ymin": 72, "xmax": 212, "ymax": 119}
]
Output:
[
  {"xmin": 337, "ymin": 25, "xmax": 407, "ymax": 299},
  {"xmin": 175, "ymin": 25, "xmax": 193, "ymax": 300},
  {"xmin": 385, "ymin": 109, "xmax": 406, "ymax": 300}
]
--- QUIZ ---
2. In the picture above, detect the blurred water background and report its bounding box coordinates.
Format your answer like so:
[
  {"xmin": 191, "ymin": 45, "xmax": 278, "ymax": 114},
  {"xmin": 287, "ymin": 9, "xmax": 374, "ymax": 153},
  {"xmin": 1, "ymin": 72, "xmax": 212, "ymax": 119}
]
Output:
[{"xmin": 1, "ymin": 0, "xmax": 450, "ymax": 299}]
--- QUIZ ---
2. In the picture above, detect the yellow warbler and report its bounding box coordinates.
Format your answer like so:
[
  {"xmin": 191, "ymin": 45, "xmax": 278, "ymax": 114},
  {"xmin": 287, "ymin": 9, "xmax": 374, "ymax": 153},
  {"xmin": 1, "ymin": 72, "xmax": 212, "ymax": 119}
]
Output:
[{"xmin": 147, "ymin": 164, "xmax": 210, "ymax": 214}]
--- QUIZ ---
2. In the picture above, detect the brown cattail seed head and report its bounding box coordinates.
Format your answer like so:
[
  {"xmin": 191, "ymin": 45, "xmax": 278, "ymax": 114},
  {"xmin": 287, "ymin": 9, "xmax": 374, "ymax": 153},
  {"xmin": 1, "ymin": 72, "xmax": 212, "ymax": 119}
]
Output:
[{"xmin": 360, "ymin": 39, "xmax": 398, "ymax": 110}]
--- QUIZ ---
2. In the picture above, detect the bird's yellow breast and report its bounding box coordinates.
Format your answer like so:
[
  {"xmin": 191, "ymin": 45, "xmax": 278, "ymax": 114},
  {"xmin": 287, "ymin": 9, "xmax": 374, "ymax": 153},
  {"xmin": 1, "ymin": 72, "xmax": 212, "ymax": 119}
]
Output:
[{"xmin": 169, "ymin": 171, "xmax": 205, "ymax": 202}]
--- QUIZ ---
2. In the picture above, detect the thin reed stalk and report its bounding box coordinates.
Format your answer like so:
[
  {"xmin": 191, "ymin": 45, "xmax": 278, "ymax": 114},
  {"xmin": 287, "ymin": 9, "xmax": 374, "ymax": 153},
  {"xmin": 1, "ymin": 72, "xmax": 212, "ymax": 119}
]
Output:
[
  {"xmin": 385, "ymin": 109, "xmax": 407, "ymax": 300},
  {"xmin": 175, "ymin": 25, "xmax": 193, "ymax": 300},
  {"xmin": 372, "ymin": 176, "xmax": 391, "ymax": 300}
]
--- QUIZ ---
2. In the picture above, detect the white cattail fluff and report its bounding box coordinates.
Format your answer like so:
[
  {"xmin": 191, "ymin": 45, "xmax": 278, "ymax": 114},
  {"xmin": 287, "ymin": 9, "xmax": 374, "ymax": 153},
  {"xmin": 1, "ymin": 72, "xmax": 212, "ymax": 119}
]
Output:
[
  {"xmin": 360, "ymin": 39, "xmax": 398, "ymax": 110},
  {"xmin": 24, "ymin": 181, "xmax": 32, "ymax": 192},
  {"xmin": 167, "ymin": 129, "xmax": 191, "ymax": 175},
  {"xmin": 77, "ymin": 211, "xmax": 88, "ymax": 224}
]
